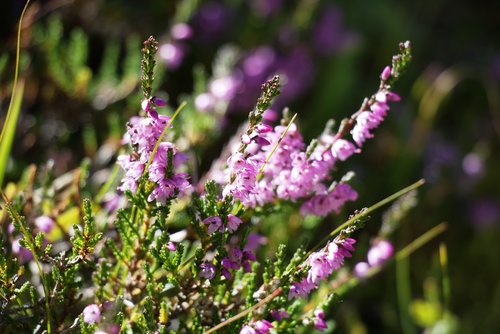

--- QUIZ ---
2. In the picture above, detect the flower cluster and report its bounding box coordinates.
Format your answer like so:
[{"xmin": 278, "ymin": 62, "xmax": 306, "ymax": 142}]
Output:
[
  {"xmin": 212, "ymin": 62, "xmax": 402, "ymax": 218},
  {"xmin": 289, "ymin": 237, "xmax": 356, "ymax": 299},
  {"xmin": 117, "ymin": 99, "xmax": 190, "ymax": 203}
]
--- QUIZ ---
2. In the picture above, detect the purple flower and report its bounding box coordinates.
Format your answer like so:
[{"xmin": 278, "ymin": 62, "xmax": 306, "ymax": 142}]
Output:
[
  {"xmin": 118, "ymin": 111, "xmax": 191, "ymax": 204},
  {"xmin": 82, "ymin": 304, "xmax": 101, "ymax": 324},
  {"xmin": 271, "ymin": 309, "xmax": 289, "ymax": 321},
  {"xmin": 221, "ymin": 268, "xmax": 232, "ymax": 280},
  {"xmin": 313, "ymin": 309, "xmax": 327, "ymax": 331},
  {"xmin": 11, "ymin": 238, "xmax": 33, "ymax": 263},
  {"xmin": 254, "ymin": 319, "xmax": 273, "ymax": 334},
  {"xmin": 367, "ymin": 240, "xmax": 394, "ymax": 266},
  {"xmin": 227, "ymin": 214, "xmax": 243, "ymax": 233},
  {"xmin": 203, "ymin": 216, "xmax": 224, "ymax": 234},
  {"xmin": 199, "ymin": 262, "xmax": 216, "ymax": 279},
  {"xmin": 222, "ymin": 257, "xmax": 240, "ymax": 270},
  {"xmin": 35, "ymin": 216, "xmax": 54, "ymax": 233}
]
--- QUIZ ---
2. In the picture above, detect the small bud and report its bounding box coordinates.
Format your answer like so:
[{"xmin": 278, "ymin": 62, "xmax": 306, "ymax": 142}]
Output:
[
  {"xmin": 380, "ymin": 66, "xmax": 392, "ymax": 81},
  {"xmin": 167, "ymin": 241, "xmax": 177, "ymax": 252}
]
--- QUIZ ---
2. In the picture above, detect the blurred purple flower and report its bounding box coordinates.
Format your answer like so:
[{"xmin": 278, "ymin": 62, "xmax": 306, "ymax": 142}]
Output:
[
  {"xmin": 195, "ymin": 93, "xmax": 216, "ymax": 113},
  {"xmin": 191, "ymin": 2, "xmax": 232, "ymax": 43},
  {"xmin": 469, "ymin": 199, "xmax": 500, "ymax": 229},
  {"xmin": 312, "ymin": 5, "xmax": 356, "ymax": 56},
  {"xmin": 251, "ymin": 0, "xmax": 282, "ymax": 17},
  {"xmin": 35, "ymin": 216, "xmax": 54, "ymax": 233},
  {"xmin": 271, "ymin": 309, "xmax": 289, "ymax": 321},
  {"xmin": 12, "ymin": 238, "xmax": 33, "ymax": 263},
  {"xmin": 209, "ymin": 75, "xmax": 240, "ymax": 101},
  {"xmin": 170, "ymin": 23, "xmax": 193, "ymax": 40},
  {"xmin": 462, "ymin": 152, "xmax": 483, "ymax": 176},
  {"xmin": 354, "ymin": 261, "xmax": 371, "ymax": 278},
  {"xmin": 244, "ymin": 232, "xmax": 268, "ymax": 252},
  {"xmin": 367, "ymin": 240, "xmax": 394, "ymax": 267},
  {"xmin": 276, "ymin": 47, "xmax": 314, "ymax": 103},
  {"xmin": 159, "ymin": 42, "xmax": 186, "ymax": 70},
  {"xmin": 242, "ymin": 47, "xmax": 277, "ymax": 78}
]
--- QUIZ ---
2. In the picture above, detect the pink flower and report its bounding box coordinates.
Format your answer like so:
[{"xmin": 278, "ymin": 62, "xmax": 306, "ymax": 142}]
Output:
[
  {"xmin": 35, "ymin": 216, "xmax": 54, "ymax": 233},
  {"xmin": 167, "ymin": 242, "xmax": 177, "ymax": 252},
  {"xmin": 300, "ymin": 183, "xmax": 358, "ymax": 217},
  {"xmin": 331, "ymin": 139, "xmax": 359, "ymax": 161},
  {"xmin": 367, "ymin": 240, "xmax": 394, "ymax": 266},
  {"xmin": 82, "ymin": 304, "xmax": 101, "ymax": 324},
  {"xmin": 289, "ymin": 238, "xmax": 356, "ymax": 299},
  {"xmin": 240, "ymin": 320, "xmax": 273, "ymax": 334},
  {"xmin": 313, "ymin": 309, "xmax": 327, "ymax": 331},
  {"xmin": 254, "ymin": 319, "xmax": 273, "ymax": 334},
  {"xmin": 240, "ymin": 325, "xmax": 257, "ymax": 334}
]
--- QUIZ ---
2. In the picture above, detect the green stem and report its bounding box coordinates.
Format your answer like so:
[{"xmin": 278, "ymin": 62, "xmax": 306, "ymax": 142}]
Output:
[{"xmin": 439, "ymin": 243, "xmax": 451, "ymax": 313}]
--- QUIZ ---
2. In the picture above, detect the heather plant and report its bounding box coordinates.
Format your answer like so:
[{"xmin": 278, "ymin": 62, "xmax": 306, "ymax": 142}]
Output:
[
  {"xmin": 0, "ymin": 30, "xmax": 448, "ymax": 333},
  {"xmin": 0, "ymin": 2, "xmax": 452, "ymax": 332}
]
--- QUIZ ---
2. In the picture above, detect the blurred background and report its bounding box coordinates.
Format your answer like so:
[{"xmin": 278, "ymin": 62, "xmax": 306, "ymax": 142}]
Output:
[{"xmin": 1, "ymin": 0, "xmax": 499, "ymax": 333}]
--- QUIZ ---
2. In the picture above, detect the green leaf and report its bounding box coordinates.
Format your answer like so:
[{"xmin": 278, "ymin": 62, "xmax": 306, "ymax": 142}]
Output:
[{"xmin": 0, "ymin": 79, "xmax": 24, "ymax": 187}]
